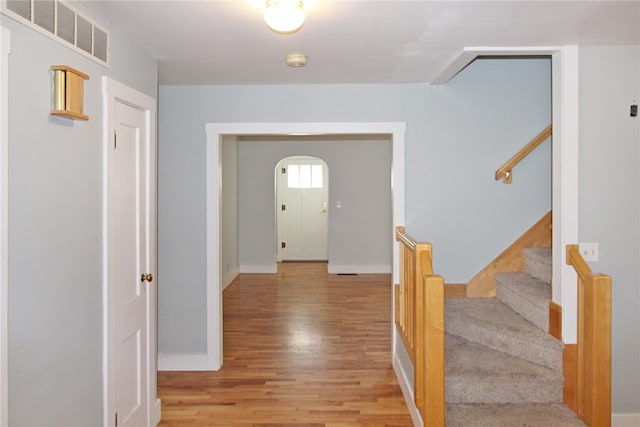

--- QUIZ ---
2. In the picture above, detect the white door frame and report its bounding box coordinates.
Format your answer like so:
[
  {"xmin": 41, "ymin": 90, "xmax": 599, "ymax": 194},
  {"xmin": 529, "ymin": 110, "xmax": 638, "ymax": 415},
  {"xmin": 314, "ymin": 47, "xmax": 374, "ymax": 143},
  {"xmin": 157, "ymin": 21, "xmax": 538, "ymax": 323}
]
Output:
[
  {"xmin": 0, "ymin": 25, "xmax": 10, "ymax": 427},
  {"xmin": 205, "ymin": 122, "xmax": 406, "ymax": 370},
  {"xmin": 435, "ymin": 46, "xmax": 579, "ymax": 343},
  {"xmin": 102, "ymin": 77, "xmax": 160, "ymax": 426}
]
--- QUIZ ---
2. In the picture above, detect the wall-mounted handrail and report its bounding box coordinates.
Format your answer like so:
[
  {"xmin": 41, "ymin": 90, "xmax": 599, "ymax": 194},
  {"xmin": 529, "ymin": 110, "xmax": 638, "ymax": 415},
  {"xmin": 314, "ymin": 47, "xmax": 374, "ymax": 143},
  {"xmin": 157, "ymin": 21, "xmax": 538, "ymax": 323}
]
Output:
[
  {"xmin": 495, "ymin": 124, "xmax": 552, "ymax": 183},
  {"xmin": 566, "ymin": 244, "xmax": 611, "ymax": 426},
  {"xmin": 395, "ymin": 226, "xmax": 444, "ymax": 426}
]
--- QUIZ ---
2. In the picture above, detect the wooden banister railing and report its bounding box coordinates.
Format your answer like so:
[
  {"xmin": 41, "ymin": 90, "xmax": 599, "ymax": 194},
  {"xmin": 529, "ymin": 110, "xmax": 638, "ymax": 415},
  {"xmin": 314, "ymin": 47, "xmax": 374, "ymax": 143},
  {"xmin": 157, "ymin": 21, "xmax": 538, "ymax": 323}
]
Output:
[
  {"xmin": 566, "ymin": 244, "xmax": 612, "ymax": 426},
  {"xmin": 395, "ymin": 226, "xmax": 444, "ymax": 426},
  {"xmin": 495, "ymin": 124, "xmax": 552, "ymax": 183}
]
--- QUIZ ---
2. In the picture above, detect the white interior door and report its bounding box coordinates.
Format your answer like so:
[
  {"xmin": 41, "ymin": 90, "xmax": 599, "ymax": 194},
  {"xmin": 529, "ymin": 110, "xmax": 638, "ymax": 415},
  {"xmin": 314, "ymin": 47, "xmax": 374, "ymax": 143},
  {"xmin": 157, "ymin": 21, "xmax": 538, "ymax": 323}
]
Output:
[
  {"xmin": 109, "ymin": 100, "xmax": 151, "ymax": 427},
  {"xmin": 277, "ymin": 157, "xmax": 328, "ymax": 261}
]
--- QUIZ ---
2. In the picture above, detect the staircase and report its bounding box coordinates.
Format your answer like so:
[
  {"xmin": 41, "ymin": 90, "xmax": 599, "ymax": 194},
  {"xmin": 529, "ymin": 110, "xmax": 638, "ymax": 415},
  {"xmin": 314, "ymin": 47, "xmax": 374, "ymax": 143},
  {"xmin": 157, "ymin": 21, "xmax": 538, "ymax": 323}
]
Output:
[{"xmin": 444, "ymin": 247, "xmax": 586, "ymax": 426}]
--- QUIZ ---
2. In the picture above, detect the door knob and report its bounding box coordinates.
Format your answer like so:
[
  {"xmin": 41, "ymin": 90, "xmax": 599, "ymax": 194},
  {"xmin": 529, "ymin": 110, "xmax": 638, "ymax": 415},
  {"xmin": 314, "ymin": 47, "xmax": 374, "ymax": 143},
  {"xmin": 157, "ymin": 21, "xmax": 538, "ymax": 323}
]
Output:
[{"xmin": 140, "ymin": 273, "xmax": 153, "ymax": 283}]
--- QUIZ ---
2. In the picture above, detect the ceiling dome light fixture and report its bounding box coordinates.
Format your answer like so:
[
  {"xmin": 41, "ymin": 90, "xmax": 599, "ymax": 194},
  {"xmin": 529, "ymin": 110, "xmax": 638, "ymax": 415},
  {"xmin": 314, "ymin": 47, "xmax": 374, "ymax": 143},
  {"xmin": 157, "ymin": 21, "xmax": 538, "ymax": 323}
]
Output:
[{"xmin": 264, "ymin": 0, "xmax": 305, "ymax": 34}]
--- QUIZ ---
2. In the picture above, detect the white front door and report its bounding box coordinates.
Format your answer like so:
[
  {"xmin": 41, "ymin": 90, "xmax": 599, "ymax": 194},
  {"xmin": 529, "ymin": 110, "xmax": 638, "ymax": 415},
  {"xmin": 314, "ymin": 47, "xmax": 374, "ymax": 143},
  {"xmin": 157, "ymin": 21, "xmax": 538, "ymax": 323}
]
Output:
[
  {"xmin": 109, "ymin": 100, "xmax": 151, "ymax": 427},
  {"xmin": 277, "ymin": 157, "xmax": 328, "ymax": 261}
]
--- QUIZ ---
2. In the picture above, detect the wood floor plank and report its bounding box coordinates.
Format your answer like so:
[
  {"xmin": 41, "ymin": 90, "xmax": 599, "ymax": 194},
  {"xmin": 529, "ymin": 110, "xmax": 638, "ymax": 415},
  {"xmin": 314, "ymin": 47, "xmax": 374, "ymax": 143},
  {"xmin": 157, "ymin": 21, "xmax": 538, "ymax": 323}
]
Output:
[{"xmin": 158, "ymin": 262, "xmax": 412, "ymax": 426}]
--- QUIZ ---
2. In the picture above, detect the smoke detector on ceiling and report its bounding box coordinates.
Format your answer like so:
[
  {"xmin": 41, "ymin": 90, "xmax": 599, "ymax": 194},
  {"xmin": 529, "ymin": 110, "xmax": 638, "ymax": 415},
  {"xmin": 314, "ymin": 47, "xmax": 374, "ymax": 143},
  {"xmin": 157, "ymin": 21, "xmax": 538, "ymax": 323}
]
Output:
[{"xmin": 286, "ymin": 53, "xmax": 308, "ymax": 67}]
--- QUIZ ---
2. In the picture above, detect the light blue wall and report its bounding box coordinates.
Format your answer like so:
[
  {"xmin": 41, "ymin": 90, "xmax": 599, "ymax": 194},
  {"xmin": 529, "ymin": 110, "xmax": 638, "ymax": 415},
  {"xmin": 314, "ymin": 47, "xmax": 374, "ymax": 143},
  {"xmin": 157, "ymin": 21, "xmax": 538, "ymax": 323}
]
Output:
[
  {"xmin": 414, "ymin": 59, "xmax": 551, "ymax": 278},
  {"xmin": 158, "ymin": 58, "xmax": 551, "ymax": 354},
  {"xmin": 579, "ymin": 45, "xmax": 640, "ymax": 414},
  {"xmin": 2, "ymin": 12, "xmax": 157, "ymax": 426},
  {"xmin": 158, "ymin": 83, "xmax": 426, "ymax": 354},
  {"xmin": 221, "ymin": 136, "xmax": 239, "ymax": 286}
]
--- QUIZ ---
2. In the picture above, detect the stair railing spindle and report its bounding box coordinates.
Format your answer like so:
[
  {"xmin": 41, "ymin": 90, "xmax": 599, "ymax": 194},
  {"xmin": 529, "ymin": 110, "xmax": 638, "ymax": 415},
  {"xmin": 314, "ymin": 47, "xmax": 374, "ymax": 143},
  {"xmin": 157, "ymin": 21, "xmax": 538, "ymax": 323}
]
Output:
[{"xmin": 395, "ymin": 226, "xmax": 445, "ymax": 427}]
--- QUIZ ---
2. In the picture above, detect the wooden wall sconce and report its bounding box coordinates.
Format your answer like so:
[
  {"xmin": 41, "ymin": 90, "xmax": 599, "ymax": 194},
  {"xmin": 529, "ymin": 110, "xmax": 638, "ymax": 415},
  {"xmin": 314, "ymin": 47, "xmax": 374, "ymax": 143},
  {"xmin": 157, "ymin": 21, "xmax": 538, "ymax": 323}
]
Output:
[{"xmin": 51, "ymin": 65, "xmax": 90, "ymax": 121}]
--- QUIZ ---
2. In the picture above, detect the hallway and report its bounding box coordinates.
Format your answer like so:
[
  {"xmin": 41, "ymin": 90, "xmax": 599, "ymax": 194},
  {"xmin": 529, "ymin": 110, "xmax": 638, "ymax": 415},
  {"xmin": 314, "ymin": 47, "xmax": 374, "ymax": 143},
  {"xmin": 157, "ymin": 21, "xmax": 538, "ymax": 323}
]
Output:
[{"xmin": 158, "ymin": 262, "xmax": 412, "ymax": 425}]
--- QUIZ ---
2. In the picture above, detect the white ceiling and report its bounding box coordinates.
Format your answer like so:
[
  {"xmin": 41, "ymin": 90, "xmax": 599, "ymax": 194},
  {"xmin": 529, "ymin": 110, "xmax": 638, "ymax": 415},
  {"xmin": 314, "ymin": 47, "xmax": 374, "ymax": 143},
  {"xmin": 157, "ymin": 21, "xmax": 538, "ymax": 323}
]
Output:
[{"xmin": 77, "ymin": 0, "xmax": 640, "ymax": 85}]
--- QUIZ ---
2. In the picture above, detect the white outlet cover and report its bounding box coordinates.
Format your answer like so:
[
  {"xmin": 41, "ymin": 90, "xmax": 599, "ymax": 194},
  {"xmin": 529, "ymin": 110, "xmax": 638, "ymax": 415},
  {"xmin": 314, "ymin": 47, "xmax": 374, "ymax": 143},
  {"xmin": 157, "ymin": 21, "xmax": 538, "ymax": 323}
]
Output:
[{"xmin": 578, "ymin": 242, "xmax": 599, "ymax": 262}]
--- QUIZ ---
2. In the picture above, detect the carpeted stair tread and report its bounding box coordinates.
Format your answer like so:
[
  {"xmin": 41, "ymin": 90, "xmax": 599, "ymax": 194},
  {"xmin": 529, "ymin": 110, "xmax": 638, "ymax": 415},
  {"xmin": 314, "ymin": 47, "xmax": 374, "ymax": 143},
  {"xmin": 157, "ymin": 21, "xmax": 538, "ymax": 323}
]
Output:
[
  {"xmin": 446, "ymin": 334, "xmax": 563, "ymax": 404},
  {"xmin": 523, "ymin": 246, "xmax": 552, "ymax": 284},
  {"xmin": 446, "ymin": 403, "xmax": 587, "ymax": 426},
  {"xmin": 445, "ymin": 298, "xmax": 562, "ymax": 370},
  {"xmin": 496, "ymin": 272, "xmax": 550, "ymax": 332}
]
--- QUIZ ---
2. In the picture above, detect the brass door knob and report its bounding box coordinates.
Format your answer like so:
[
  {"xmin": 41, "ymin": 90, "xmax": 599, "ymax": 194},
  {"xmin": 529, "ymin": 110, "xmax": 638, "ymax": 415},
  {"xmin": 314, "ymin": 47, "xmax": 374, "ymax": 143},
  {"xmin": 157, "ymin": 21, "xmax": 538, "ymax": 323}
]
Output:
[{"xmin": 140, "ymin": 273, "xmax": 153, "ymax": 283}]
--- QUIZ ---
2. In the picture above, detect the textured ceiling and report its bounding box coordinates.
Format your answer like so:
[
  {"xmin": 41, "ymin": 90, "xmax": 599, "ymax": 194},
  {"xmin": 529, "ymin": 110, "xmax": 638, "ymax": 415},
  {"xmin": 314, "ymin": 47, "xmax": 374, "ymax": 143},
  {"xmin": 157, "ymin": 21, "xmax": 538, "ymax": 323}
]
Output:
[{"xmin": 77, "ymin": 0, "xmax": 640, "ymax": 85}]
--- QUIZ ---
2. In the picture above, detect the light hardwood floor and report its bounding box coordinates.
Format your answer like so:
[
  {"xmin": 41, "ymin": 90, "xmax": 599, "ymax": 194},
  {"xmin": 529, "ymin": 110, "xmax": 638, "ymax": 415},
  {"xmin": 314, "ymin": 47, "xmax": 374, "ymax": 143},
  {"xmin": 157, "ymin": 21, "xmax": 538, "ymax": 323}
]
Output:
[{"xmin": 158, "ymin": 262, "xmax": 413, "ymax": 426}]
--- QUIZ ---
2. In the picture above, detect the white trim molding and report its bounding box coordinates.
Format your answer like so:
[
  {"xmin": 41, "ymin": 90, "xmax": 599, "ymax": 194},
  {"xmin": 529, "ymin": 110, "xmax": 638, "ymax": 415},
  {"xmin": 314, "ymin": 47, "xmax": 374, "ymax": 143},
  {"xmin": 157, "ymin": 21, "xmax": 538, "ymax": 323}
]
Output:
[
  {"xmin": 551, "ymin": 46, "xmax": 580, "ymax": 344},
  {"xmin": 239, "ymin": 264, "xmax": 278, "ymax": 274},
  {"xmin": 393, "ymin": 351, "xmax": 422, "ymax": 427},
  {"xmin": 0, "ymin": 25, "xmax": 10, "ymax": 427},
  {"xmin": 612, "ymin": 413, "xmax": 640, "ymax": 427},
  {"xmin": 206, "ymin": 122, "xmax": 406, "ymax": 372},
  {"xmin": 157, "ymin": 353, "xmax": 209, "ymax": 372},
  {"xmin": 151, "ymin": 399, "xmax": 161, "ymax": 427},
  {"xmin": 327, "ymin": 264, "xmax": 392, "ymax": 274},
  {"xmin": 222, "ymin": 267, "xmax": 239, "ymax": 291}
]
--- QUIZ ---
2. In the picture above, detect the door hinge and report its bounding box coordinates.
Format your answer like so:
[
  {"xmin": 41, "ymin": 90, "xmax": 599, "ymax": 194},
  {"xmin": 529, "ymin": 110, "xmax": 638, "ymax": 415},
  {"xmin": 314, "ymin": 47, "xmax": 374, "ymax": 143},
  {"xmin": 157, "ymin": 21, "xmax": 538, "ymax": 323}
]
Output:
[
  {"xmin": 281, "ymin": 242, "xmax": 286, "ymax": 249},
  {"xmin": 115, "ymin": 412, "xmax": 118, "ymax": 427},
  {"xmin": 281, "ymin": 204, "xmax": 286, "ymax": 211},
  {"xmin": 281, "ymin": 167, "xmax": 286, "ymax": 174},
  {"xmin": 114, "ymin": 130, "xmax": 117, "ymax": 149}
]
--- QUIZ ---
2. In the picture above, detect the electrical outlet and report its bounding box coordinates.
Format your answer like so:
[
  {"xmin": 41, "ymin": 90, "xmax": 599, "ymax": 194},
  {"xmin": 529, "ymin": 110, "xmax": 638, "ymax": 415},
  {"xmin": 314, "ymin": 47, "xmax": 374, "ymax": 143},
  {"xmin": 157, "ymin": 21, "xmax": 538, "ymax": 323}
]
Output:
[{"xmin": 579, "ymin": 242, "xmax": 599, "ymax": 262}]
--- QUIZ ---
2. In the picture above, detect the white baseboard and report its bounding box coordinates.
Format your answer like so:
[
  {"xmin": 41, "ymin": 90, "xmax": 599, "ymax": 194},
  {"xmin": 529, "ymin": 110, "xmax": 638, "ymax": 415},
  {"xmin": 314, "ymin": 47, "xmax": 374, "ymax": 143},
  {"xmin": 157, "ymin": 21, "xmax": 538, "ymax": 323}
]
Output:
[
  {"xmin": 239, "ymin": 264, "xmax": 277, "ymax": 274},
  {"xmin": 222, "ymin": 268, "xmax": 239, "ymax": 290},
  {"xmin": 158, "ymin": 353, "xmax": 209, "ymax": 371},
  {"xmin": 612, "ymin": 413, "xmax": 640, "ymax": 427},
  {"xmin": 327, "ymin": 264, "xmax": 391, "ymax": 274},
  {"xmin": 393, "ymin": 353, "xmax": 422, "ymax": 427},
  {"xmin": 152, "ymin": 398, "xmax": 161, "ymax": 426}
]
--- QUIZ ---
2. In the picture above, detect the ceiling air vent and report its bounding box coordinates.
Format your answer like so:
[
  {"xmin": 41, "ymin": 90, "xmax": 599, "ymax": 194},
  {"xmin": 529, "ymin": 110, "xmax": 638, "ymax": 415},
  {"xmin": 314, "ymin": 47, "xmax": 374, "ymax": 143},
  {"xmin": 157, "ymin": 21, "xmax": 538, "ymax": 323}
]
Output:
[{"xmin": 1, "ymin": 0, "xmax": 110, "ymax": 66}]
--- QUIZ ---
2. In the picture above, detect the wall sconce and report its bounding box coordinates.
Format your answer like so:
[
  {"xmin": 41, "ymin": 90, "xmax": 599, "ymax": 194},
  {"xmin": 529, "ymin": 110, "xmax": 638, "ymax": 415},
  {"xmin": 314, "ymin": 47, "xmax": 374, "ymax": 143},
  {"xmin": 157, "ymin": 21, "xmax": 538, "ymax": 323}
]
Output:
[{"xmin": 51, "ymin": 65, "xmax": 89, "ymax": 120}]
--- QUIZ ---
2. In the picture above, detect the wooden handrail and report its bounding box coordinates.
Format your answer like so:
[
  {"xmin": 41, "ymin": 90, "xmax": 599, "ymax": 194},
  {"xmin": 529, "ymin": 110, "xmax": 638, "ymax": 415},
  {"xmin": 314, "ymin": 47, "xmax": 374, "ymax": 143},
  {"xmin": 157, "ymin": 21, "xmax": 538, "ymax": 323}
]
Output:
[
  {"xmin": 566, "ymin": 244, "xmax": 612, "ymax": 427},
  {"xmin": 566, "ymin": 244, "xmax": 594, "ymax": 282},
  {"xmin": 495, "ymin": 124, "xmax": 552, "ymax": 183},
  {"xmin": 394, "ymin": 226, "xmax": 444, "ymax": 426}
]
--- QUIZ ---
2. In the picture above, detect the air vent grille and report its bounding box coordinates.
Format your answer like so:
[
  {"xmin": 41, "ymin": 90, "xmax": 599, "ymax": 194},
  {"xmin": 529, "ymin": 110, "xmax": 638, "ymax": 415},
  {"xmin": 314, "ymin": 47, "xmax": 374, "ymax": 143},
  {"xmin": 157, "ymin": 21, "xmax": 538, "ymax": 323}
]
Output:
[
  {"xmin": 93, "ymin": 26, "xmax": 108, "ymax": 62},
  {"xmin": 6, "ymin": 0, "xmax": 30, "ymax": 20},
  {"xmin": 76, "ymin": 14, "xmax": 91, "ymax": 54},
  {"xmin": 33, "ymin": 0, "xmax": 54, "ymax": 33},
  {"xmin": 2, "ymin": 0, "xmax": 110, "ymax": 66},
  {"xmin": 56, "ymin": 1, "xmax": 74, "ymax": 44}
]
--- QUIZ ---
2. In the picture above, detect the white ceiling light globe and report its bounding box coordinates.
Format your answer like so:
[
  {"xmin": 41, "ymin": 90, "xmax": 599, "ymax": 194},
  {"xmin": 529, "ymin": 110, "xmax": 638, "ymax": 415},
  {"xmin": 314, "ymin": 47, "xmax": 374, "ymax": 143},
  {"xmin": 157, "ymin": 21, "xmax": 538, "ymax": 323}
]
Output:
[{"xmin": 264, "ymin": 0, "xmax": 305, "ymax": 34}]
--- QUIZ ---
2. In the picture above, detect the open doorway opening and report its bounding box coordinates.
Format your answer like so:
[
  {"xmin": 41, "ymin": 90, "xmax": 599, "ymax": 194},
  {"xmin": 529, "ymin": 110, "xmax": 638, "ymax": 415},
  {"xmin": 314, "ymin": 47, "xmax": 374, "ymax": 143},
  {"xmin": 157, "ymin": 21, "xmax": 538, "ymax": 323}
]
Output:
[
  {"xmin": 205, "ymin": 122, "xmax": 407, "ymax": 370},
  {"xmin": 276, "ymin": 156, "xmax": 329, "ymax": 262}
]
